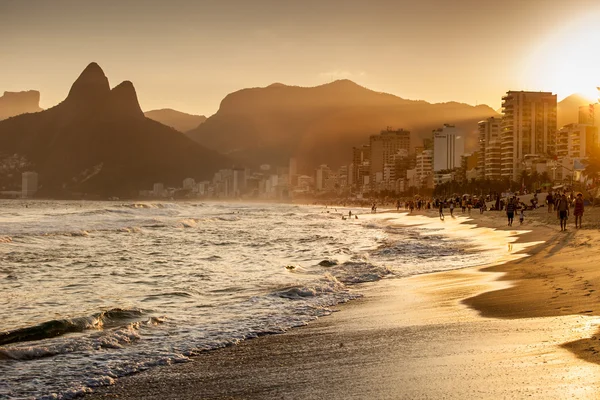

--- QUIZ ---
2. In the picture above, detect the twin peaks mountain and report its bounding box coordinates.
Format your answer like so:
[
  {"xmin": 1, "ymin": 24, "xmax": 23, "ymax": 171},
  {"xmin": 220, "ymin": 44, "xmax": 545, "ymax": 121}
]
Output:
[
  {"xmin": 0, "ymin": 63, "xmax": 229, "ymax": 196},
  {"xmin": 186, "ymin": 80, "xmax": 498, "ymax": 170}
]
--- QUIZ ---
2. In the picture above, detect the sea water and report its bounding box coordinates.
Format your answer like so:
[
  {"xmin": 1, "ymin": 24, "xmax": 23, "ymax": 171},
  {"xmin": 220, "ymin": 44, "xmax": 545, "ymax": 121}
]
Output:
[{"xmin": 0, "ymin": 200, "xmax": 517, "ymax": 399}]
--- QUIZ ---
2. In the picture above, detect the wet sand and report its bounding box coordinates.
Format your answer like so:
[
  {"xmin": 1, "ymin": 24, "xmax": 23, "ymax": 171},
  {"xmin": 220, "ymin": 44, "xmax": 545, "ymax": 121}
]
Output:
[{"xmin": 87, "ymin": 206, "xmax": 600, "ymax": 399}]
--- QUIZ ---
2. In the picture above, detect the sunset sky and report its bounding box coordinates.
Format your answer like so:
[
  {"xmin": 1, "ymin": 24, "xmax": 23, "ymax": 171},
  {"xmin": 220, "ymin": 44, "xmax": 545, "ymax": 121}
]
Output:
[{"xmin": 2, "ymin": 0, "xmax": 600, "ymax": 116}]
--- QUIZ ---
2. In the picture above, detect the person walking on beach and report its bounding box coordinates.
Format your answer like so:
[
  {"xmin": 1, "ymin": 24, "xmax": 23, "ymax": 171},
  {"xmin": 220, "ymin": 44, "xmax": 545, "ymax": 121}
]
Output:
[
  {"xmin": 574, "ymin": 192, "xmax": 584, "ymax": 229},
  {"xmin": 449, "ymin": 200, "xmax": 455, "ymax": 217},
  {"xmin": 506, "ymin": 198, "xmax": 515, "ymax": 226},
  {"xmin": 556, "ymin": 193, "xmax": 569, "ymax": 231},
  {"xmin": 438, "ymin": 201, "xmax": 444, "ymax": 220}
]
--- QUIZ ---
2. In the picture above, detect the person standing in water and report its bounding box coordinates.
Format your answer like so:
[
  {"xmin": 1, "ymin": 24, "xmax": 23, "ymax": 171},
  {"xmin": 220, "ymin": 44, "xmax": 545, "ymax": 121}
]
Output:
[
  {"xmin": 449, "ymin": 200, "xmax": 454, "ymax": 217},
  {"xmin": 574, "ymin": 192, "xmax": 584, "ymax": 229}
]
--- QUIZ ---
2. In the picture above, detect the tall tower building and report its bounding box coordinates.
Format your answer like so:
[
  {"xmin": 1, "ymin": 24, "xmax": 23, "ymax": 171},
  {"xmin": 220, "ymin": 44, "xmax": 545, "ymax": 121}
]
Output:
[
  {"xmin": 478, "ymin": 117, "xmax": 502, "ymax": 180},
  {"xmin": 433, "ymin": 124, "xmax": 465, "ymax": 172},
  {"xmin": 352, "ymin": 145, "xmax": 371, "ymax": 189},
  {"xmin": 288, "ymin": 157, "xmax": 297, "ymax": 186},
  {"xmin": 369, "ymin": 128, "xmax": 410, "ymax": 188},
  {"xmin": 556, "ymin": 123, "xmax": 598, "ymax": 159},
  {"xmin": 415, "ymin": 149, "xmax": 433, "ymax": 187},
  {"xmin": 21, "ymin": 171, "xmax": 38, "ymax": 198},
  {"xmin": 500, "ymin": 91, "xmax": 557, "ymax": 181}
]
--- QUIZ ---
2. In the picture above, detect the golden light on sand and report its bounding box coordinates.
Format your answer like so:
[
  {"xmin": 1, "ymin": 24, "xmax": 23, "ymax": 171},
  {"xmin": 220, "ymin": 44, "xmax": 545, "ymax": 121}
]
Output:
[{"xmin": 523, "ymin": 12, "xmax": 600, "ymax": 101}]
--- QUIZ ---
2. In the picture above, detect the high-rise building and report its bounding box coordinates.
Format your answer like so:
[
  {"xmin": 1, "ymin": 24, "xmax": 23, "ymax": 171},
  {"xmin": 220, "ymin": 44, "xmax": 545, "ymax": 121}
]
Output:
[
  {"xmin": 315, "ymin": 164, "xmax": 331, "ymax": 191},
  {"xmin": 21, "ymin": 171, "xmax": 38, "ymax": 198},
  {"xmin": 369, "ymin": 128, "xmax": 411, "ymax": 190},
  {"xmin": 183, "ymin": 178, "xmax": 196, "ymax": 190},
  {"xmin": 352, "ymin": 145, "xmax": 371, "ymax": 188},
  {"xmin": 556, "ymin": 123, "xmax": 599, "ymax": 159},
  {"xmin": 433, "ymin": 124, "xmax": 465, "ymax": 172},
  {"xmin": 478, "ymin": 117, "xmax": 502, "ymax": 180},
  {"xmin": 578, "ymin": 104, "xmax": 597, "ymax": 126},
  {"xmin": 153, "ymin": 182, "xmax": 164, "ymax": 197},
  {"xmin": 289, "ymin": 157, "xmax": 297, "ymax": 186},
  {"xmin": 500, "ymin": 91, "xmax": 557, "ymax": 181},
  {"xmin": 415, "ymin": 149, "xmax": 433, "ymax": 187},
  {"xmin": 232, "ymin": 167, "xmax": 246, "ymax": 196}
]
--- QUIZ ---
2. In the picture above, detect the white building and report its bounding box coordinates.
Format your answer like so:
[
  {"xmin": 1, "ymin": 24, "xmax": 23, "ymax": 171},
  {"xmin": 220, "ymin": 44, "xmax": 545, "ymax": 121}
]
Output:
[
  {"xmin": 183, "ymin": 178, "xmax": 196, "ymax": 190},
  {"xmin": 415, "ymin": 149, "xmax": 433, "ymax": 187},
  {"xmin": 153, "ymin": 182, "xmax": 165, "ymax": 197},
  {"xmin": 433, "ymin": 124, "xmax": 465, "ymax": 173},
  {"xmin": 315, "ymin": 164, "xmax": 331, "ymax": 191},
  {"xmin": 21, "ymin": 171, "xmax": 38, "ymax": 198},
  {"xmin": 289, "ymin": 157, "xmax": 297, "ymax": 186}
]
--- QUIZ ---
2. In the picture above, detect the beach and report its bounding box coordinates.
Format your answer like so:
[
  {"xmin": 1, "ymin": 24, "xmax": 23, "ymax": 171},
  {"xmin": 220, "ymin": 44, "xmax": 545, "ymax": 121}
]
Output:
[{"xmin": 86, "ymin": 205, "xmax": 600, "ymax": 399}]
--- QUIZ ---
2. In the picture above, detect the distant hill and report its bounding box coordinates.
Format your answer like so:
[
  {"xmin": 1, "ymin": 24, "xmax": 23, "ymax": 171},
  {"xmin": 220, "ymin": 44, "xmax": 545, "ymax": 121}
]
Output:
[
  {"xmin": 0, "ymin": 90, "xmax": 43, "ymax": 120},
  {"xmin": 557, "ymin": 93, "xmax": 595, "ymax": 127},
  {"xmin": 0, "ymin": 63, "xmax": 230, "ymax": 197},
  {"xmin": 186, "ymin": 80, "xmax": 498, "ymax": 171},
  {"xmin": 145, "ymin": 108, "xmax": 206, "ymax": 132}
]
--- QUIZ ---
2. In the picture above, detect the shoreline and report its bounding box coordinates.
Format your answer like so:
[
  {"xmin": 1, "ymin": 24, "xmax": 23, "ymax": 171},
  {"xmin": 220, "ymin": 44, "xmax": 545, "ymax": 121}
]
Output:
[{"xmin": 86, "ymin": 206, "xmax": 600, "ymax": 399}]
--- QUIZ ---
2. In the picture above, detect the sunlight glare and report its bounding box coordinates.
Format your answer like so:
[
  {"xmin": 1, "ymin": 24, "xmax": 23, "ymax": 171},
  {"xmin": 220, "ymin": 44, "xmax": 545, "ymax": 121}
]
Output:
[{"xmin": 523, "ymin": 13, "xmax": 600, "ymax": 102}]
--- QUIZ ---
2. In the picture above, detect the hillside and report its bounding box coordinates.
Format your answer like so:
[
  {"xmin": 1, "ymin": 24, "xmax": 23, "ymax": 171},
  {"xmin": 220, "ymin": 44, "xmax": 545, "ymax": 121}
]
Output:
[
  {"xmin": 0, "ymin": 63, "xmax": 230, "ymax": 197},
  {"xmin": 186, "ymin": 80, "xmax": 498, "ymax": 171},
  {"xmin": 145, "ymin": 108, "xmax": 206, "ymax": 132},
  {"xmin": 557, "ymin": 93, "xmax": 595, "ymax": 127},
  {"xmin": 0, "ymin": 90, "xmax": 43, "ymax": 120}
]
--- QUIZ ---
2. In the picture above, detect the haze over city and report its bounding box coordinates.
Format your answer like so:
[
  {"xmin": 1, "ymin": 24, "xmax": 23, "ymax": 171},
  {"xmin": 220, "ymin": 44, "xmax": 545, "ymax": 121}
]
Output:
[
  {"xmin": 5, "ymin": 2, "xmax": 600, "ymax": 400},
  {"xmin": 2, "ymin": 0, "xmax": 600, "ymax": 115}
]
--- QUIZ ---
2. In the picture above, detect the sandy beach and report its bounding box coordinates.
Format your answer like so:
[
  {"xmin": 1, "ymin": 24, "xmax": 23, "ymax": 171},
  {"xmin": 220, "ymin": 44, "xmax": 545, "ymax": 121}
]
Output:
[{"xmin": 87, "ymin": 205, "xmax": 600, "ymax": 399}]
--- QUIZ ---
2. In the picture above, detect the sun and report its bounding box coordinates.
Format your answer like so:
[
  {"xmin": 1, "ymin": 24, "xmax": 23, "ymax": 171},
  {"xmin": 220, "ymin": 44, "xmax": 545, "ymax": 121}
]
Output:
[{"xmin": 523, "ymin": 12, "xmax": 600, "ymax": 103}]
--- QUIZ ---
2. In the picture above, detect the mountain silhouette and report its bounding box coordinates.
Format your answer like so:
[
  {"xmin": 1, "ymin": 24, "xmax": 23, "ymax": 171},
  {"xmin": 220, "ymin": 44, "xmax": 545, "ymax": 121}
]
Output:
[
  {"xmin": 186, "ymin": 80, "xmax": 498, "ymax": 170},
  {"xmin": 0, "ymin": 90, "xmax": 43, "ymax": 120},
  {"xmin": 0, "ymin": 63, "xmax": 229, "ymax": 197},
  {"xmin": 557, "ymin": 93, "xmax": 596, "ymax": 127},
  {"xmin": 145, "ymin": 109, "xmax": 207, "ymax": 132}
]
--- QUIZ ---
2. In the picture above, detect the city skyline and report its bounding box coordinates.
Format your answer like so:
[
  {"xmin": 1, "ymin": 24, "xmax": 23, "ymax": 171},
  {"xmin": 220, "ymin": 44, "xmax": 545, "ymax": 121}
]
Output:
[{"xmin": 2, "ymin": 0, "xmax": 600, "ymax": 115}]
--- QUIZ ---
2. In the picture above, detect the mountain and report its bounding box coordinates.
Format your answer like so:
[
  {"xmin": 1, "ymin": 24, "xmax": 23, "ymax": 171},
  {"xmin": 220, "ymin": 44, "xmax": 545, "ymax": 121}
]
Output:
[
  {"xmin": 145, "ymin": 109, "xmax": 206, "ymax": 132},
  {"xmin": 186, "ymin": 80, "xmax": 498, "ymax": 171},
  {"xmin": 557, "ymin": 93, "xmax": 595, "ymax": 128},
  {"xmin": 0, "ymin": 90, "xmax": 43, "ymax": 120},
  {"xmin": 0, "ymin": 63, "xmax": 230, "ymax": 197}
]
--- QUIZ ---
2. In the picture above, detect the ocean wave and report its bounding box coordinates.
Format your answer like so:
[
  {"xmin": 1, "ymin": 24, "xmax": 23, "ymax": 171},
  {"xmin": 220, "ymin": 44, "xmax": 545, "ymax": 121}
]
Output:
[
  {"xmin": 0, "ymin": 322, "xmax": 143, "ymax": 361},
  {"xmin": 274, "ymin": 273, "xmax": 346, "ymax": 300},
  {"xmin": 328, "ymin": 261, "xmax": 393, "ymax": 284},
  {"xmin": 0, "ymin": 308, "xmax": 145, "ymax": 346},
  {"xmin": 177, "ymin": 218, "xmax": 198, "ymax": 228}
]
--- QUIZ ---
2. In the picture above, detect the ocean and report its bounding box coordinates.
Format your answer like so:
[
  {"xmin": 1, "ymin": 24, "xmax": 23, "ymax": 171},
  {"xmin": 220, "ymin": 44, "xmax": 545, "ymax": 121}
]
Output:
[{"xmin": 0, "ymin": 200, "xmax": 520, "ymax": 399}]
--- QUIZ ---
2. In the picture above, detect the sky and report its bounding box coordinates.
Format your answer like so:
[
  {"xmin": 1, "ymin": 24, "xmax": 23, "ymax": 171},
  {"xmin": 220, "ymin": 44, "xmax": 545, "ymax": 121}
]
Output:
[{"xmin": 2, "ymin": 0, "xmax": 600, "ymax": 116}]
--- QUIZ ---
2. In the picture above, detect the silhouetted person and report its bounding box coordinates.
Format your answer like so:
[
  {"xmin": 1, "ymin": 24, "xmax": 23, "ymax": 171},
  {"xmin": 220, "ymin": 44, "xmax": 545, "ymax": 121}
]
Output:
[
  {"xmin": 574, "ymin": 193, "xmax": 584, "ymax": 229},
  {"xmin": 556, "ymin": 193, "xmax": 569, "ymax": 231},
  {"xmin": 506, "ymin": 198, "xmax": 515, "ymax": 226}
]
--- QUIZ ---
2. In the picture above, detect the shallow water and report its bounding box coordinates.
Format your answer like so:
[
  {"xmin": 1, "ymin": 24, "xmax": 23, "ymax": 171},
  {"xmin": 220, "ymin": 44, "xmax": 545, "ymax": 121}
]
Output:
[{"xmin": 0, "ymin": 200, "xmax": 516, "ymax": 399}]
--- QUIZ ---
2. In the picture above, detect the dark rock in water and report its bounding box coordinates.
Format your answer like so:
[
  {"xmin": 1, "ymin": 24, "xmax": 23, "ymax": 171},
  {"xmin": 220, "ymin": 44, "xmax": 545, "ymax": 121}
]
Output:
[{"xmin": 318, "ymin": 260, "xmax": 337, "ymax": 267}]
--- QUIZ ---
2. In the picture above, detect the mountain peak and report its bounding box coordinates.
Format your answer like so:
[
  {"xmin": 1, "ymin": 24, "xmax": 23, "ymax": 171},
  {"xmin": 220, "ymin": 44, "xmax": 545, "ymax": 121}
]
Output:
[
  {"xmin": 66, "ymin": 62, "xmax": 110, "ymax": 105},
  {"xmin": 109, "ymin": 81, "xmax": 143, "ymax": 118}
]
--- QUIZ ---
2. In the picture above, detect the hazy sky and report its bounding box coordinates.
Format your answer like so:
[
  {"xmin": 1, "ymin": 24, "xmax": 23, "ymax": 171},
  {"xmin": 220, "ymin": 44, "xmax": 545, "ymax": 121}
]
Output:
[{"xmin": 2, "ymin": 0, "xmax": 600, "ymax": 115}]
